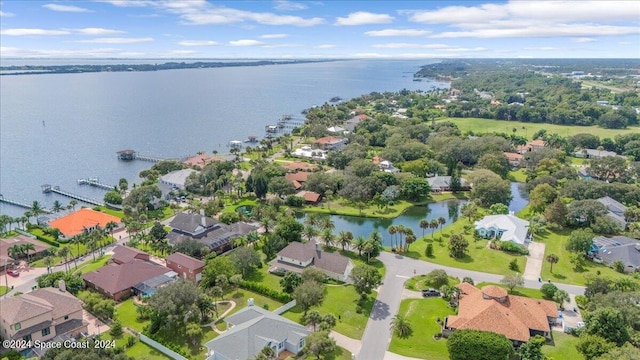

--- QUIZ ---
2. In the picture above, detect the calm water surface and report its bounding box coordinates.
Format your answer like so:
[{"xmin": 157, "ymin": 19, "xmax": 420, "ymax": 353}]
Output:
[{"xmin": 0, "ymin": 60, "xmax": 448, "ymax": 216}]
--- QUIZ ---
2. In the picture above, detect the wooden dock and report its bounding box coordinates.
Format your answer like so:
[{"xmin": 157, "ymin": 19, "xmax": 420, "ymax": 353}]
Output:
[
  {"xmin": 41, "ymin": 185, "xmax": 104, "ymax": 207},
  {"xmin": 117, "ymin": 149, "xmax": 176, "ymax": 163},
  {"xmin": 77, "ymin": 177, "xmax": 115, "ymax": 191},
  {"xmin": 0, "ymin": 195, "xmax": 51, "ymax": 213}
]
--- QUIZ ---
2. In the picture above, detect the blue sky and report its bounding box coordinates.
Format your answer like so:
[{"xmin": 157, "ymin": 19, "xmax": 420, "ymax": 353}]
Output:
[{"xmin": 1, "ymin": 0, "xmax": 638, "ymax": 59}]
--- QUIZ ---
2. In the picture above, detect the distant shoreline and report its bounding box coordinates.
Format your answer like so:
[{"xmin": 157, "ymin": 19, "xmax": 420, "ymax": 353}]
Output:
[{"xmin": 0, "ymin": 59, "xmax": 338, "ymax": 76}]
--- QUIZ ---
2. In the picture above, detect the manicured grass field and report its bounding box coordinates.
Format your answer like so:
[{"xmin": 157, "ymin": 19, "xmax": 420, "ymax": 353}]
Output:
[
  {"xmin": 116, "ymin": 299, "xmax": 148, "ymax": 333},
  {"xmin": 442, "ymin": 117, "xmax": 639, "ymax": 140},
  {"xmin": 76, "ymin": 255, "xmax": 111, "ymax": 274},
  {"xmin": 224, "ymin": 288, "xmax": 285, "ymax": 316},
  {"xmin": 542, "ymin": 332, "xmax": 584, "ymax": 360},
  {"xmin": 283, "ymin": 285, "xmax": 375, "ymax": 340},
  {"xmin": 0, "ymin": 286, "xmax": 9, "ymax": 296},
  {"xmin": 405, "ymin": 275, "xmax": 459, "ymax": 291},
  {"xmin": 476, "ymin": 282, "xmax": 544, "ymax": 299},
  {"xmin": 508, "ymin": 169, "xmax": 527, "ymax": 182},
  {"xmin": 30, "ymin": 242, "xmax": 94, "ymax": 268},
  {"xmin": 101, "ymin": 333, "xmax": 171, "ymax": 360},
  {"xmin": 388, "ymin": 298, "xmax": 454, "ymax": 359},
  {"xmin": 401, "ymin": 216, "xmax": 527, "ymax": 276}
]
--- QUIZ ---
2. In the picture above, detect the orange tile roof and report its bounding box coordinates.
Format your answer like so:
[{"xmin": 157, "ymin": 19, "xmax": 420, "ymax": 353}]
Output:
[
  {"xmin": 313, "ymin": 136, "xmax": 343, "ymax": 144},
  {"xmin": 303, "ymin": 191, "xmax": 322, "ymax": 203},
  {"xmin": 283, "ymin": 161, "xmax": 317, "ymax": 171},
  {"xmin": 285, "ymin": 172, "xmax": 310, "ymax": 183},
  {"xmin": 49, "ymin": 208, "xmax": 121, "ymax": 237},
  {"xmin": 448, "ymin": 284, "xmax": 557, "ymax": 342},
  {"xmin": 503, "ymin": 152, "xmax": 523, "ymax": 161},
  {"xmin": 182, "ymin": 154, "xmax": 215, "ymax": 167},
  {"xmin": 529, "ymin": 140, "xmax": 546, "ymax": 147}
]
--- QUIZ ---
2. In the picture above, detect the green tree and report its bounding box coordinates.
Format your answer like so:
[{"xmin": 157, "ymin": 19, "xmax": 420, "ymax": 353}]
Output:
[
  {"xmin": 103, "ymin": 190, "xmax": 123, "ymax": 205},
  {"xmin": 566, "ymin": 228, "xmax": 595, "ymax": 255},
  {"xmin": 576, "ymin": 334, "xmax": 616, "ymax": 360},
  {"xmin": 448, "ymin": 233, "xmax": 469, "ymax": 259},
  {"xmin": 594, "ymin": 343, "xmax": 640, "ymax": 360},
  {"xmin": 546, "ymin": 253, "xmax": 559, "ymax": 273},
  {"xmin": 109, "ymin": 321, "xmax": 123, "ymax": 338},
  {"xmin": 149, "ymin": 221, "xmax": 167, "ymax": 241},
  {"xmin": 518, "ymin": 335, "xmax": 546, "ymax": 360},
  {"xmin": 447, "ymin": 329, "xmax": 514, "ymax": 360},
  {"xmin": 544, "ymin": 198, "xmax": 567, "ymax": 228},
  {"xmin": 231, "ymin": 246, "xmax": 261, "ymax": 277},
  {"xmin": 147, "ymin": 280, "xmax": 201, "ymax": 334},
  {"xmin": 293, "ymin": 280, "xmax": 325, "ymax": 315},
  {"xmin": 201, "ymin": 256, "xmax": 236, "ymax": 288},
  {"xmin": 529, "ymin": 183, "xmax": 558, "ymax": 214},
  {"xmin": 426, "ymin": 269, "xmax": 449, "ymax": 288},
  {"xmin": 477, "ymin": 152, "xmax": 510, "ymax": 179},
  {"xmin": 468, "ymin": 169, "xmax": 512, "ymax": 207},
  {"xmin": 425, "ymin": 244, "xmax": 434, "ymax": 258},
  {"xmin": 350, "ymin": 264, "xmax": 383, "ymax": 301},
  {"xmin": 553, "ymin": 289, "xmax": 570, "ymax": 309},
  {"xmin": 461, "ymin": 202, "xmax": 478, "ymax": 223},
  {"xmin": 118, "ymin": 178, "xmax": 128, "ymax": 193},
  {"xmin": 267, "ymin": 176, "xmax": 296, "ymax": 198},
  {"xmin": 303, "ymin": 310, "xmax": 323, "ymax": 331},
  {"xmin": 185, "ymin": 322, "xmax": 203, "ymax": 347},
  {"xmin": 500, "ymin": 273, "xmax": 524, "ymax": 293},
  {"xmin": 304, "ymin": 330, "xmax": 336, "ymax": 360},
  {"xmin": 390, "ymin": 314, "xmax": 413, "ymax": 338},
  {"xmin": 338, "ymin": 230, "xmax": 353, "ymax": 251},
  {"xmin": 584, "ymin": 307, "xmax": 630, "ymax": 346},
  {"xmin": 489, "ymin": 203, "xmax": 509, "ymax": 215},
  {"xmin": 400, "ymin": 176, "xmax": 431, "ymax": 201},
  {"xmin": 280, "ymin": 271, "xmax": 302, "ymax": 294},
  {"xmin": 540, "ymin": 283, "xmax": 559, "ymax": 300}
]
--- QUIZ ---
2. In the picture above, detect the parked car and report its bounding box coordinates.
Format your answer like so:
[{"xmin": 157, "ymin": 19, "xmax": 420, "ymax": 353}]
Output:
[
  {"xmin": 7, "ymin": 269, "xmax": 19, "ymax": 277},
  {"xmin": 422, "ymin": 288, "xmax": 441, "ymax": 297}
]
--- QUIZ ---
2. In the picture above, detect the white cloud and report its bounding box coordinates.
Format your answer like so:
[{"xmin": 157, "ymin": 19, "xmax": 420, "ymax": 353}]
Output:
[
  {"xmin": 75, "ymin": 37, "xmax": 154, "ymax": 44},
  {"xmin": 43, "ymin": 3, "xmax": 92, "ymax": 12},
  {"xmin": 163, "ymin": 50, "xmax": 198, "ymax": 56},
  {"xmin": 229, "ymin": 39, "xmax": 265, "ymax": 46},
  {"xmin": 261, "ymin": 43, "xmax": 302, "ymax": 48},
  {"xmin": 0, "ymin": 46, "xmax": 124, "ymax": 58},
  {"xmin": 433, "ymin": 24, "xmax": 640, "ymax": 38},
  {"xmin": 619, "ymin": 41, "xmax": 632, "ymax": 45},
  {"xmin": 0, "ymin": 10, "xmax": 15, "ymax": 17},
  {"xmin": 74, "ymin": 28, "xmax": 126, "ymax": 35},
  {"xmin": 523, "ymin": 46, "xmax": 561, "ymax": 51},
  {"xmin": 573, "ymin": 37, "xmax": 598, "ymax": 43},
  {"xmin": 316, "ymin": 44, "xmax": 336, "ymax": 48},
  {"xmin": 274, "ymin": 1, "xmax": 307, "ymax": 11},
  {"xmin": 365, "ymin": 29, "xmax": 430, "ymax": 37},
  {"xmin": 178, "ymin": 40, "xmax": 219, "ymax": 46},
  {"xmin": 372, "ymin": 43, "xmax": 450, "ymax": 49},
  {"xmin": 0, "ymin": 28, "xmax": 70, "ymax": 36},
  {"xmin": 260, "ymin": 33, "xmax": 288, "ymax": 39},
  {"xmin": 335, "ymin": 11, "xmax": 394, "ymax": 26}
]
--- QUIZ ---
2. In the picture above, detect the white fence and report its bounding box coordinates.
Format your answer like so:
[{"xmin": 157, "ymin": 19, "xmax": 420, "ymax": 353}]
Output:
[
  {"xmin": 139, "ymin": 333, "xmax": 189, "ymax": 360},
  {"xmin": 273, "ymin": 300, "xmax": 297, "ymax": 315}
]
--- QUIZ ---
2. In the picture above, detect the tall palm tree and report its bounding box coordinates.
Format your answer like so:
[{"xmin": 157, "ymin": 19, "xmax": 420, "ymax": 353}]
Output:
[
  {"xmin": 8, "ymin": 244, "xmax": 23, "ymax": 260},
  {"xmin": 390, "ymin": 314, "xmax": 412, "ymax": 338},
  {"xmin": 19, "ymin": 216, "xmax": 28, "ymax": 230},
  {"xmin": 546, "ymin": 254, "xmax": 559, "ymax": 273},
  {"xmin": 23, "ymin": 211, "xmax": 33, "ymax": 226},
  {"xmin": 429, "ymin": 219, "xmax": 439, "ymax": 238},
  {"xmin": 388, "ymin": 225, "xmax": 397, "ymax": 250},
  {"xmin": 44, "ymin": 255, "xmax": 54, "ymax": 274},
  {"xmin": 71, "ymin": 235, "xmax": 84, "ymax": 269},
  {"xmin": 23, "ymin": 243, "xmax": 35, "ymax": 264},
  {"xmin": 338, "ymin": 231, "xmax": 353, "ymax": 251},
  {"xmin": 52, "ymin": 200, "xmax": 63, "ymax": 213},
  {"xmin": 31, "ymin": 201, "xmax": 45, "ymax": 221},
  {"xmin": 438, "ymin": 217, "xmax": 446, "ymax": 233},
  {"xmin": 57, "ymin": 247, "xmax": 70, "ymax": 272},
  {"xmin": 354, "ymin": 236, "xmax": 366, "ymax": 256},
  {"xmin": 69, "ymin": 200, "xmax": 78, "ymax": 211},
  {"xmin": 419, "ymin": 220, "xmax": 428, "ymax": 238},
  {"xmin": 396, "ymin": 225, "xmax": 405, "ymax": 250},
  {"xmin": 105, "ymin": 221, "xmax": 118, "ymax": 240},
  {"xmin": 320, "ymin": 216, "xmax": 335, "ymax": 233},
  {"xmin": 321, "ymin": 229, "xmax": 335, "ymax": 249},
  {"xmin": 304, "ymin": 213, "xmax": 320, "ymax": 229},
  {"xmin": 405, "ymin": 231, "xmax": 416, "ymax": 251}
]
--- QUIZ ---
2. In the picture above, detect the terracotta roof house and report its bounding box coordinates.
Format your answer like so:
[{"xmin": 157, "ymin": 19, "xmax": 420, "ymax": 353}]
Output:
[
  {"xmin": 167, "ymin": 212, "xmax": 258, "ymax": 255},
  {"xmin": 0, "ymin": 235, "xmax": 50, "ymax": 268},
  {"xmin": 205, "ymin": 302, "xmax": 310, "ymax": 360},
  {"xmin": 312, "ymin": 136, "xmax": 347, "ymax": 151},
  {"xmin": 49, "ymin": 208, "xmax": 121, "ymax": 238},
  {"xmin": 0, "ymin": 287, "xmax": 88, "ymax": 350},
  {"xmin": 285, "ymin": 172, "xmax": 310, "ymax": 183},
  {"xmin": 83, "ymin": 259, "xmax": 173, "ymax": 301},
  {"xmin": 269, "ymin": 241, "xmax": 354, "ymax": 282},
  {"xmin": 517, "ymin": 140, "xmax": 547, "ymax": 154},
  {"xmin": 445, "ymin": 284, "xmax": 558, "ymax": 345},
  {"xmin": 283, "ymin": 161, "xmax": 317, "ymax": 172},
  {"xmin": 504, "ymin": 152, "xmax": 524, "ymax": 167},
  {"xmin": 597, "ymin": 196, "xmax": 627, "ymax": 230},
  {"xmin": 427, "ymin": 176, "xmax": 471, "ymax": 193},
  {"xmin": 183, "ymin": 153, "xmax": 217, "ymax": 167},
  {"xmin": 111, "ymin": 245, "xmax": 150, "ymax": 265},
  {"xmin": 475, "ymin": 214, "xmax": 530, "ymax": 245},
  {"xmin": 592, "ymin": 236, "xmax": 640, "ymax": 273},
  {"xmin": 166, "ymin": 252, "xmax": 206, "ymax": 282}
]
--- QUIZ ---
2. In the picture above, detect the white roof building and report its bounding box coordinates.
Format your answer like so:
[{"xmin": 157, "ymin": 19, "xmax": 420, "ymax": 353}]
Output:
[
  {"xmin": 474, "ymin": 214, "xmax": 530, "ymax": 245},
  {"xmin": 327, "ymin": 126, "xmax": 345, "ymax": 133},
  {"xmin": 159, "ymin": 169, "xmax": 198, "ymax": 190}
]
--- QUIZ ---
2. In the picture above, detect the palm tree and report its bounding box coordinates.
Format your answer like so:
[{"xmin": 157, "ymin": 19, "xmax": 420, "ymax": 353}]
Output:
[
  {"xmin": 8, "ymin": 244, "xmax": 23, "ymax": 260},
  {"xmin": 71, "ymin": 235, "xmax": 84, "ymax": 269},
  {"xmin": 438, "ymin": 216, "xmax": 446, "ymax": 233},
  {"xmin": 354, "ymin": 236, "xmax": 366, "ymax": 256},
  {"xmin": 396, "ymin": 225, "xmax": 405, "ymax": 250},
  {"xmin": 31, "ymin": 201, "xmax": 45, "ymax": 222},
  {"xmin": 23, "ymin": 243, "xmax": 35, "ymax": 264},
  {"xmin": 461, "ymin": 202, "xmax": 477, "ymax": 223},
  {"xmin": 321, "ymin": 229, "xmax": 334, "ymax": 249},
  {"xmin": 303, "ymin": 310, "xmax": 322, "ymax": 331},
  {"xmin": 390, "ymin": 314, "xmax": 412, "ymax": 338},
  {"xmin": 69, "ymin": 200, "xmax": 78, "ymax": 211},
  {"xmin": 429, "ymin": 219, "xmax": 439, "ymax": 238},
  {"xmin": 338, "ymin": 231, "xmax": 353, "ymax": 251},
  {"xmin": 419, "ymin": 220, "xmax": 428, "ymax": 238},
  {"xmin": 44, "ymin": 255, "xmax": 54, "ymax": 274},
  {"xmin": 105, "ymin": 221, "xmax": 118, "ymax": 240},
  {"xmin": 23, "ymin": 210, "xmax": 33, "ymax": 226},
  {"xmin": 302, "ymin": 224, "xmax": 317, "ymax": 242},
  {"xmin": 52, "ymin": 200, "xmax": 64, "ymax": 213},
  {"xmin": 57, "ymin": 247, "xmax": 70, "ymax": 272},
  {"xmin": 320, "ymin": 216, "xmax": 335, "ymax": 233},
  {"xmin": 546, "ymin": 254, "xmax": 559, "ymax": 273},
  {"xmin": 388, "ymin": 225, "xmax": 397, "ymax": 250},
  {"xmin": 405, "ymin": 231, "xmax": 416, "ymax": 251},
  {"xmin": 304, "ymin": 213, "xmax": 321, "ymax": 229}
]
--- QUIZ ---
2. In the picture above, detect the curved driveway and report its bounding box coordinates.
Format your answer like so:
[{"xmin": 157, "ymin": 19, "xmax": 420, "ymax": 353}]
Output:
[{"xmin": 356, "ymin": 251, "xmax": 585, "ymax": 360}]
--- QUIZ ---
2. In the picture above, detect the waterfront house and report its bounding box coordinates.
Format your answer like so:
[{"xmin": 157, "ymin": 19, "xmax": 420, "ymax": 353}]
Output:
[
  {"xmin": 596, "ymin": 196, "xmax": 627, "ymax": 230},
  {"xmin": 445, "ymin": 283, "xmax": 558, "ymax": 346},
  {"xmin": 285, "ymin": 172, "xmax": 311, "ymax": 190},
  {"xmin": 591, "ymin": 236, "xmax": 640, "ymax": 273},
  {"xmin": 293, "ymin": 146, "xmax": 327, "ymax": 160},
  {"xmin": 302, "ymin": 191, "xmax": 322, "ymax": 204},
  {"xmin": 327, "ymin": 125, "xmax": 345, "ymax": 134},
  {"xmin": 167, "ymin": 212, "xmax": 258, "ymax": 255},
  {"xmin": 269, "ymin": 240, "xmax": 354, "ymax": 282},
  {"xmin": 312, "ymin": 136, "xmax": 347, "ymax": 151},
  {"xmin": 166, "ymin": 252, "xmax": 205, "ymax": 282},
  {"xmin": 159, "ymin": 169, "xmax": 198, "ymax": 190},
  {"xmin": 48, "ymin": 208, "xmax": 121, "ymax": 238},
  {"xmin": 205, "ymin": 301, "xmax": 310, "ymax": 360},
  {"xmin": 427, "ymin": 176, "xmax": 471, "ymax": 193},
  {"xmin": 0, "ymin": 287, "xmax": 88, "ymax": 351},
  {"xmin": 474, "ymin": 214, "xmax": 530, "ymax": 245},
  {"xmin": 0, "ymin": 235, "xmax": 51, "ymax": 269}
]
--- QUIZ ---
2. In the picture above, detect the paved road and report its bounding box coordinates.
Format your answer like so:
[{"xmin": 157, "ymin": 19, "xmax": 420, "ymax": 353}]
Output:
[{"xmin": 357, "ymin": 251, "xmax": 586, "ymax": 360}]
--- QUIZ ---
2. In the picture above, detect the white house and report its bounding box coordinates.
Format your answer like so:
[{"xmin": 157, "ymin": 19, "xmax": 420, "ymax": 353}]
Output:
[
  {"xmin": 159, "ymin": 169, "xmax": 198, "ymax": 190},
  {"xmin": 474, "ymin": 214, "xmax": 530, "ymax": 245},
  {"xmin": 293, "ymin": 146, "xmax": 326, "ymax": 160}
]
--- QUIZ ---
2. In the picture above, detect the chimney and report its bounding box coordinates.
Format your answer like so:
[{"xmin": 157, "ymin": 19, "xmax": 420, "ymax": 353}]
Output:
[
  {"xmin": 200, "ymin": 209, "xmax": 207, "ymax": 227},
  {"xmin": 248, "ymin": 298, "xmax": 254, "ymax": 307},
  {"xmin": 315, "ymin": 242, "xmax": 320, "ymax": 252},
  {"xmin": 58, "ymin": 280, "xmax": 66, "ymax": 292}
]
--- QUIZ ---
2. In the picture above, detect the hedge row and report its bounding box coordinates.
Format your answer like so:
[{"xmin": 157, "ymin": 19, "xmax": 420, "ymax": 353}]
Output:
[
  {"xmin": 238, "ymin": 280, "xmax": 293, "ymax": 303},
  {"xmin": 33, "ymin": 234, "xmax": 60, "ymax": 248}
]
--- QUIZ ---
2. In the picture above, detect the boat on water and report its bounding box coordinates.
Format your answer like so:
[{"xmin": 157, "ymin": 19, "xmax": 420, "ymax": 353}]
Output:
[
  {"xmin": 245, "ymin": 135, "xmax": 258, "ymax": 143},
  {"xmin": 329, "ymin": 96, "xmax": 342, "ymax": 102},
  {"xmin": 229, "ymin": 140, "xmax": 242, "ymax": 148}
]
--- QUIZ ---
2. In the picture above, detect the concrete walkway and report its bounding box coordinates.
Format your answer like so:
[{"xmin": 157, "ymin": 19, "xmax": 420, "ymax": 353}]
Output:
[
  {"xmin": 523, "ymin": 241, "xmax": 546, "ymax": 281},
  {"xmin": 330, "ymin": 331, "xmax": 361, "ymax": 356}
]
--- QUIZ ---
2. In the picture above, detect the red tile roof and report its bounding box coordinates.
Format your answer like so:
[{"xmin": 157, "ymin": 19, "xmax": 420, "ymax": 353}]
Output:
[
  {"xmin": 49, "ymin": 209, "xmax": 121, "ymax": 237},
  {"xmin": 285, "ymin": 172, "xmax": 310, "ymax": 183},
  {"xmin": 504, "ymin": 152, "xmax": 523, "ymax": 161},
  {"xmin": 283, "ymin": 161, "xmax": 317, "ymax": 171},
  {"xmin": 303, "ymin": 191, "xmax": 322, "ymax": 203},
  {"xmin": 447, "ymin": 284, "xmax": 557, "ymax": 342},
  {"xmin": 313, "ymin": 136, "xmax": 343, "ymax": 144}
]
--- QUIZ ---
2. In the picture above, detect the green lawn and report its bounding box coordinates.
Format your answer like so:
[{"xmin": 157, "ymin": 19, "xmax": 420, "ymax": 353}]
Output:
[
  {"xmin": 100, "ymin": 333, "xmax": 171, "ymax": 360},
  {"xmin": 116, "ymin": 299, "xmax": 148, "ymax": 333},
  {"xmin": 283, "ymin": 285, "xmax": 375, "ymax": 339},
  {"xmin": 542, "ymin": 332, "xmax": 583, "ymax": 360},
  {"xmin": 442, "ymin": 117, "xmax": 639, "ymax": 140},
  {"xmin": 476, "ymin": 282, "xmax": 543, "ymax": 299},
  {"xmin": 31, "ymin": 242, "xmax": 94, "ymax": 268},
  {"xmin": 0, "ymin": 286, "xmax": 9, "ymax": 296},
  {"xmin": 93, "ymin": 206, "xmax": 125, "ymax": 218},
  {"xmin": 405, "ymin": 275, "xmax": 460, "ymax": 291},
  {"xmin": 535, "ymin": 228, "xmax": 627, "ymax": 286},
  {"xmin": 304, "ymin": 346, "xmax": 353, "ymax": 360},
  {"xmin": 508, "ymin": 169, "xmax": 527, "ymax": 182},
  {"xmin": 400, "ymin": 216, "xmax": 527, "ymax": 276},
  {"xmin": 303, "ymin": 193, "xmax": 467, "ymax": 219},
  {"xmin": 225, "ymin": 288, "xmax": 285, "ymax": 316},
  {"xmin": 76, "ymin": 255, "xmax": 112, "ymax": 274},
  {"xmin": 388, "ymin": 298, "xmax": 454, "ymax": 359}
]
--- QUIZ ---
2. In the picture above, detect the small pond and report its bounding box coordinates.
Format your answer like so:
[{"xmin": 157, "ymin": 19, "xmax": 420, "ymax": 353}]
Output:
[{"xmin": 297, "ymin": 182, "xmax": 528, "ymax": 247}]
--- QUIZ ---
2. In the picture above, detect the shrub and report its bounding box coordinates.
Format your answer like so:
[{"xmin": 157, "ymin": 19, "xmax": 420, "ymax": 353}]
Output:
[
  {"xmin": 109, "ymin": 321, "xmax": 123, "ymax": 338},
  {"xmin": 575, "ymin": 295, "xmax": 588, "ymax": 309},
  {"xmin": 613, "ymin": 260, "xmax": 625, "ymax": 273},
  {"xmin": 126, "ymin": 335, "xmax": 137, "ymax": 348},
  {"xmin": 447, "ymin": 329, "xmax": 514, "ymax": 360},
  {"xmin": 426, "ymin": 269, "xmax": 449, "ymax": 288},
  {"xmin": 425, "ymin": 244, "xmax": 434, "ymax": 258},
  {"xmin": 219, "ymin": 212, "xmax": 239, "ymax": 224},
  {"xmin": 238, "ymin": 280, "xmax": 293, "ymax": 303},
  {"xmin": 541, "ymin": 283, "xmax": 559, "ymax": 300},
  {"xmin": 286, "ymin": 195, "xmax": 304, "ymax": 207},
  {"xmin": 508, "ymin": 259, "xmax": 519, "ymax": 272},
  {"xmin": 499, "ymin": 241, "xmax": 529, "ymax": 255}
]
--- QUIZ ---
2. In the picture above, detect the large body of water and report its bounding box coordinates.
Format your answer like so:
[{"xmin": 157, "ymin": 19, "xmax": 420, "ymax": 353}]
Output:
[{"xmin": 0, "ymin": 60, "xmax": 449, "ymax": 217}]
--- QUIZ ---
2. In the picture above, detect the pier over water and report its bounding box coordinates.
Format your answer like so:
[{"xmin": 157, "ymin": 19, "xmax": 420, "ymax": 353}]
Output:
[
  {"xmin": 117, "ymin": 149, "xmax": 177, "ymax": 163},
  {"xmin": 41, "ymin": 185, "xmax": 105, "ymax": 207},
  {"xmin": 77, "ymin": 177, "xmax": 115, "ymax": 191},
  {"xmin": 0, "ymin": 195, "xmax": 51, "ymax": 213}
]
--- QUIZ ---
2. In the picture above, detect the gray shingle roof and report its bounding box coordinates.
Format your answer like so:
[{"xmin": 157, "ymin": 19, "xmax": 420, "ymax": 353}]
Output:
[
  {"xmin": 169, "ymin": 212, "xmax": 219, "ymax": 234},
  {"xmin": 593, "ymin": 236, "xmax": 640, "ymax": 269},
  {"xmin": 427, "ymin": 176, "xmax": 470, "ymax": 190},
  {"xmin": 0, "ymin": 287, "xmax": 84, "ymax": 325},
  {"xmin": 205, "ymin": 306, "xmax": 309, "ymax": 360},
  {"xmin": 272, "ymin": 241, "xmax": 351, "ymax": 275}
]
